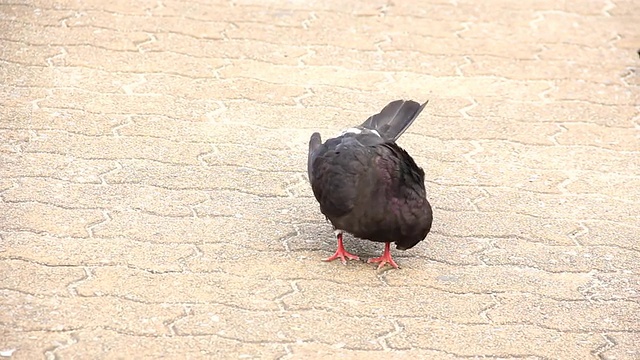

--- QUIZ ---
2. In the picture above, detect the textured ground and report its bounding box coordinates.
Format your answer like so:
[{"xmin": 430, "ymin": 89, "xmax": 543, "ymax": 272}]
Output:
[{"xmin": 1, "ymin": 0, "xmax": 639, "ymax": 359}]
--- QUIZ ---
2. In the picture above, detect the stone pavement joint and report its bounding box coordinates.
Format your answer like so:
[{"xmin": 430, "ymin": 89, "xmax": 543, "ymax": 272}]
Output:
[
  {"xmin": 43, "ymin": 333, "xmax": 79, "ymax": 360},
  {"xmin": 66, "ymin": 267, "xmax": 93, "ymax": 297},
  {"xmin": 591, "ymin": 334, "xmax": 618, "ymax": 359}
]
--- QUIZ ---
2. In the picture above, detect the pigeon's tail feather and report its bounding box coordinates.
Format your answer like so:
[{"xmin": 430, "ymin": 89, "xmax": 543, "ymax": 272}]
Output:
[
  {"xmin": 360, "ymin": 100, "xmax": 428, "ymax": 141},
  {"xmin": 307, "ymin": 132, "xmax": 322, "ymax": 181}
]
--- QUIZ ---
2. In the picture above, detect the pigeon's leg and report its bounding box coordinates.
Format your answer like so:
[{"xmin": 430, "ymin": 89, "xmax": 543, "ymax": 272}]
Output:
[
  {"xmin": 367, "ymin": 242, "xmax": 399, "ymax": 269},
  {"xmin": 323, "ymin": 231, "xmax": 360, "ymax": 264}
]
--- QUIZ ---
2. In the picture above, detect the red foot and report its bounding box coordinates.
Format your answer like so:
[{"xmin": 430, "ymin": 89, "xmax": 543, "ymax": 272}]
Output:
[
  {"xmin": 368, "ymin": 242, "xmax": 399, "ymax": 269},
  {"xmin": 323, "ymin": 232, "xmax": 360, "ymax": 264}
]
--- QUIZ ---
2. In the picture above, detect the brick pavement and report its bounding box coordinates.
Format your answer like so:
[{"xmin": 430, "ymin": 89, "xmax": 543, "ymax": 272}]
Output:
[{"xmin": 1, "ymin": 0, "xmax": 639, "ymax": 359}]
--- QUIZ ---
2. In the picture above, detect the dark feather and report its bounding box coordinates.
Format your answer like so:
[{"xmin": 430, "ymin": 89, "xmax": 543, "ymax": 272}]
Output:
[
  {"xmin": 308, "ymin": 99, "xmax": 433, "ymax": 251},
  {"xmin": 359, "ymin": 100, "xmax": 428, "ymax": 141}
]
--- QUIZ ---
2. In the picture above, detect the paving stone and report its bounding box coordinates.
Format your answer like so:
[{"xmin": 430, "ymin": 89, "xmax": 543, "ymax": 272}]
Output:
[
  {"xmin": 129, "ymin": 74, "xmax": 307, "ymax": 103},
  {"xmin": 476, "ymin": 187, "xmax": 639, "ymax": 222},
  {"xmin": 286, "ymin": 343, "xmax": 469, "ymax": 359},
  {"xmin": 434, "ymin": 209, "xmax": 580, "ymax": 245},
  {"xmin": 37, "ymin": 89, "xmax": 222, "ymax": 119},
  {"xmin": 597, "ymin": 332, "xmax": 640, "ymax": 360},
  {"xmin": 487, "ymin": 293, "xmax": 640, "ymax": 332},
  {"xmin": 19, "ymin": 129, "xmax": 213, "ymax": 165},
  {"xmin": 579, "ymin": 272, "xmax": 640, "ymax": 302},
  {"xmin": 0, "ymin": 259, "xmax": 85, "ymax": 296},
  {"xmin": 479, "ymin": 237, "xmax": 640, "ymax": 273},
  {"xmin": 0, "ymin": 41, "xmax": 65, "ymax": 66},
  {"xmin": 0, "ymin": 289, "xmax": 183, "ymax": 335},
  {"xmin": 579, "ymin": 220, "xmax": 640, "ymax": 252},
  {"xmin": 3, "ymin": 177, "xmax": 209, "ymax": 216},
  {"xmin": 1, "ymin": 106, "xmax": 128, "ymax": 136},
  {"xmin": 282, "ymin": 279, "xmax": 493, "ymax": 322},
  {"xmin": 91, "ymin": 209, "xmax": 293, "ymax": 246},
  {"xmin": 219, "ymin": 60, "xmax": 388, "ymax": 90},
  {"xmin": 0, "ymin": 202, "xmax": 104, "ymax": 237},
  {"xmin": 566, "ymin": 171, "xmax": 640, "ymax": 200},
  {"xmin": 102, "ymin": 159, "xmax": 295, "ymax": 197},
  {"xmin": 66, "ymin": 10, "xmax": 228, "ymax": 37},
  {"xmin": 468, "ymin": 140, "xmax": 640, "ymax": 173},
  {"xmin": 305, "ymin": 47, "xmax": 464, "ymax": 76},
  {"xmin": 555, "ymin": 122, "xmax": 640, "ymax": 150},
  {"xmin": 0, "ymin": 328, "xmax": 77, "ymax": 360},
  {"xmin": 3, "ymin": 23, "xmax": 149, "ymax": 50},
  {"xmin": 58, "ymin": 328, "xmax": 287, "ymax": 359},
  {"xmin": 120, "ymin": 115, "xmax": 312, "ymax": 148},
  {"xmin": 468, "ymin": 99, "xmax": 639, "ymax": 128},
  {"xmin": 1, "ymin": 231, "xmax": 194, "ymax": 272},
  {"xmin": 385, "ymin": 262, "xmax": 594, "ymax": 300},
  {"xmin": 0, "ymin": 152, "xmax": 116, "ymax": 184},
  {"xmin": 390, "ymin": 319, "xmax": 603, "ymax": 359},
  {"xmin": 63, "ymin": 45, "xmax": 229, "ymax": 77},
  {"xmin": 175, "ymin": 305, "xmax": 392, "ymax": 350},
  {"xmin": 74, "ymin": 267, "xmax": 292, "ymax": 310}
]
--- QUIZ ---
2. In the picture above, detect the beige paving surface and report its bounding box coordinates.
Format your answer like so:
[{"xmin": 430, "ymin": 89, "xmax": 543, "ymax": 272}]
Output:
[{"xmin": 1, "ymin": 0, "xmax": 639, "ymax": 359}]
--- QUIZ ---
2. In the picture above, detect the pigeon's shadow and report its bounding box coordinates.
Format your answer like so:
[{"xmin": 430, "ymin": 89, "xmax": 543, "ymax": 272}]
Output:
[
  {"xmin": 288, "ymin": 222, "xmax": 381, "ymax": 259},
  {"xmin": 339, "ymin": 232, "xmax": 381, "ymax": 258}
]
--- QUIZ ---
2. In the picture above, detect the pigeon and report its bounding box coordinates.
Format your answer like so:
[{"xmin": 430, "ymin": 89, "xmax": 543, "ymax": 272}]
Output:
[{"xmin": 308, "ymin": 99, "xmax": 433, "ymax": 269}]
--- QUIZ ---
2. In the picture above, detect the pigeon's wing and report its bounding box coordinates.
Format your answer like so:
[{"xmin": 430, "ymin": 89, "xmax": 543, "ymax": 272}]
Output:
[
  {"xmin": 309, "ymin": 134, "xmax": 380, "ymax": 219},
  {"xmin": 359, "ymin": 100, "xmax": 428, "ymax": 142},
  {"xmin": 355, "ymin": 141, "xmax": 431, "ymax": 249},
  {"xmin": 378, "ymin": 142, "xmax": 426, "ymax": 193}
]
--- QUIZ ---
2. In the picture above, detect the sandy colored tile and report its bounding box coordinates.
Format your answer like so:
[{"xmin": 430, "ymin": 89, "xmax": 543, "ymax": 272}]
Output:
[
  {"xmin": 1, "ymin": 232, "xmax": 194, "ymax": 272},
  {"xmin": 75, "ymin": 267, "xmax": 292, "ymax": 310},
  {"xmin": 0, "ymin": 290, "xmax": 182, "ymax": 334}
]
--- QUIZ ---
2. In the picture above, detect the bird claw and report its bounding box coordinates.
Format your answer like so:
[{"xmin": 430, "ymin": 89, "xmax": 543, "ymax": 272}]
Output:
[
  {"xmin": 323, "ymin": 231, "xmax": 359, "ymax": 264},
  {"xmin": 367, "ymin": 242, "xmax": 400, "ymax": 269},
  {"xmin": 323, "ymin": 250, "xmax": 360, "ymax": 264},
  {"xmin": 367, "ymin": 256, "xmax": 399, "ymax": 269}
]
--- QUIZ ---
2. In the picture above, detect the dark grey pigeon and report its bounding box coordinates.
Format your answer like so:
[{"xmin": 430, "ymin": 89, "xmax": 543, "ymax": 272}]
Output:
[{"xmin": 308, "ymin": 99, "xmax": 433, "ymax": 269}]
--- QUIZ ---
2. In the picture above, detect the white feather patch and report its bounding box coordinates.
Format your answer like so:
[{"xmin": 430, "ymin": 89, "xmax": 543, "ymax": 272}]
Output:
[
  {"xmin": 340, "ymin": 127, "xmax": 362, "ymax": 135},
  {"xmin": 338, "ymin": 128, "xmax": 381, "ymax": 137}
]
